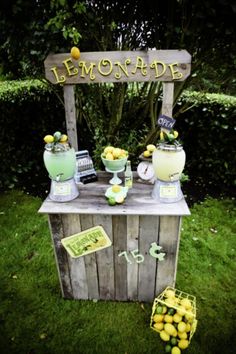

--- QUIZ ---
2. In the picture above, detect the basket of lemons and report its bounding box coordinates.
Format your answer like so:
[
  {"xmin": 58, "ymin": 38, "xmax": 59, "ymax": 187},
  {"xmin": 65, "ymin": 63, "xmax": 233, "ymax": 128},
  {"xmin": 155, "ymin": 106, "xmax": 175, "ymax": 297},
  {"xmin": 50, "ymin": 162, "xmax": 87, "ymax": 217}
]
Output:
[{"xmin": 150, "ymin": 286, "xmax": 197, "ymax": 354}]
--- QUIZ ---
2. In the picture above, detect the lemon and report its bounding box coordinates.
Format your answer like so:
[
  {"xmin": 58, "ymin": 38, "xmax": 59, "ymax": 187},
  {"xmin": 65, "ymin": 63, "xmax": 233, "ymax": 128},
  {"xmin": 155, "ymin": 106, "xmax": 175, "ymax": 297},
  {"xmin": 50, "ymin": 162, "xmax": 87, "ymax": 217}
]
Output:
[
  {"xmin": 104, "ymin": 146, "xmax": 114, "ymax": 154},
  {"xmin": 185, "ymin": 312, "xmax": 194, "ymax": 322},
  {"xmin": 177, "ymin": 331, "xmax": 187, "ymax": 339},
  {"xmin": 172, "ymin": 329, "xmax": 178, "ymax": 337},
  {"xmin": 180, "ymin": 298, "xmax": 192, "ymax": 310},
  {"xmin": 185, "ymin": 323, "xmax": 191, "ymax": 332},
  {"xmin": 170, "ymin": 337, "xmax": 178, "ymax": 346},
  {"xmin": 153, "ymin": 322, "xmax": 164, "ymax": 331},
  {"xmin": 162, "ymin": 306, "xmax": 168, "ymax": 314},
  {"xmin": 168, "ymin": 133, "xmax": 175, "ymax": 139},
  {"xmin": 146, "ymin": 144, "xmax": 156, "ymax": 152},
  {"xmin": 164, "ymin": 323, "xmax": 176, "ymax": 336},
  {"xmin": 173, "ymin": 130, "xmax": 179, "ymax": 138},
  {"xmin": 160, "ymin": 131, "xmax": 165, "ymax": 140},
  {"xmin": 164, "ymin": 314, "xmax": 173, "ymax": 323},
  {"xmin": 60, "ymin": 134, "xmax": 68, "ymax": 142},
  {"xmin": 165, "ymin": 298, "xmax": 176, "ymax": 307},
  {"xmin": 165, "ymin": 344, "xmax": 172, "ymax": 353},
  {"xmin": 53, "ymin": 131, "xmax": 62, "ymax": 141},
  {"xmin": 177, "ymin": 306, "xmax": 186, "ymax": 316},
  {"xmin": 112, "ymin": 185, "xmax": 121, "ymax": 193},
  {"xmin": 160, "ymin": 330, "xmax": 170, "ymax": 342},
  {"xmin": 156, "ymin": 306, "xmax": 164, "ymax": 314},
  {"xmin": 153, "ymin": 314, "xmax": 164, "ymax": 323},
  {"xmin": 105, "ymin": 152, "xmax": 114, "ymax": 160},
  {"xmin": 115, "ymin": 195, "xmax": 124, "ymax": 204},
  {"xmin": 168, "ymin": 308, "xmax": 175, "ymax": 316},
  {"xmin": 70, "ymin": 46, "xmax": 81, "ymax": 60},
  {"xmin": 178, "ymin": 321, "xmax": 187, "ymax": 333},
  {"xmin": 44, "ymin": 135, "xmax": 54, "ymax": 143},
  {"xmin": 171, "ymin": 346, "xmax": 181, "ymax": 354},
  {"xmin": 143, "ymin": 150, "xmax": 151, "ymax": 157},
  {"xmin": 173, "ymin": 313, "xmax": 182, "ymax": 323},
  {"xmin": 113, "ymin": 148, "xmax": 122, "ymax": 158},
  {"xmin": 165, "ymin": 289, "xmax": 176, "ymax": 298},
  {"xmin": 108, "ymin": 197, "xmax": 116, "ymax": 206},
  {"xmin": 178, "ymin": 339, "xmax": 189, "ymax": 350}
]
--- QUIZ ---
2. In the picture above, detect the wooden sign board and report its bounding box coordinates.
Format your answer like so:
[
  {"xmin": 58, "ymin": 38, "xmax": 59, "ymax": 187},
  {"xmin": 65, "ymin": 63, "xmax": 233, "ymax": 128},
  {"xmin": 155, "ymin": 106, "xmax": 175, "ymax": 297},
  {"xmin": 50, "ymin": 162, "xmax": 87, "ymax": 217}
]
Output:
[{"xmin": 45, "ymin": 50, "xmax": 191, "ymax": 85}]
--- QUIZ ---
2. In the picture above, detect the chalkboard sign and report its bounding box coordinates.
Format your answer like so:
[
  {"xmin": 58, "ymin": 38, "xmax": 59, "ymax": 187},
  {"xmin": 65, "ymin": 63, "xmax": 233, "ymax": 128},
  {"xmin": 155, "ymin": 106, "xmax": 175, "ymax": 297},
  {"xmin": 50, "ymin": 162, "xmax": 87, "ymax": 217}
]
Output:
[{"xmin": 157, "ymin": 114, "xmax": 176, "ymax": 130}]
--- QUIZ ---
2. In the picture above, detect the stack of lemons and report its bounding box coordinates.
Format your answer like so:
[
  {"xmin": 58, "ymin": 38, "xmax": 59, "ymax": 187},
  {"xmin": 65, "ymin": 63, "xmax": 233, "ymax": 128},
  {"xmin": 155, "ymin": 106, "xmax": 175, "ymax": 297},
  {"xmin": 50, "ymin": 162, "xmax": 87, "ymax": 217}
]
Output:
[
  {"xmin": 102, "ymin": 146, "xmax": 128, "ymax": 160},
  {"xmin": 151, "ymin": 288, "xmax": 197, "ymax": 354},
  {"xmin": 142, "ymin": 144, "xmax": 156, "ymax": 158}
]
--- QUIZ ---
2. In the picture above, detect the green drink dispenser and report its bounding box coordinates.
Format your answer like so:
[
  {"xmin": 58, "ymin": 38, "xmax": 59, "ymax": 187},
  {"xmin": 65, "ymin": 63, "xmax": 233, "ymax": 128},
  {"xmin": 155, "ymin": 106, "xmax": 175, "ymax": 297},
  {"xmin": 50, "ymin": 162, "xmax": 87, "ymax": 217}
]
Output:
[{"xmin": 43, "ymin": 141, "xmax": 79, "ymax": 202}]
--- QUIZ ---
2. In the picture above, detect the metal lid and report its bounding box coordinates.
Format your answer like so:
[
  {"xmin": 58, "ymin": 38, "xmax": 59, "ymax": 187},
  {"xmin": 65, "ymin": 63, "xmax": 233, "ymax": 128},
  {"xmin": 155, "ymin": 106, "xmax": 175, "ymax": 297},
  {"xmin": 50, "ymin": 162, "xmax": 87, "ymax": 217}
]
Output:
[{"xmin": 157, "ymin": 143, "xmax": 183, "ymax": 152}]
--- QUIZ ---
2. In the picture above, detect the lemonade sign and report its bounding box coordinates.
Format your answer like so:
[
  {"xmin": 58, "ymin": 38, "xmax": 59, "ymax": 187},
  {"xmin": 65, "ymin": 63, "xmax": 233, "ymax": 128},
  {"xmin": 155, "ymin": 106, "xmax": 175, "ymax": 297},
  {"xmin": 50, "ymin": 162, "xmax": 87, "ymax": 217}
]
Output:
[
  {"xmin": 44, "ymin": 50, "xmax": 191, "ymax": 85},
  {"xmin": 61, "ymin": 226, "xmax": 112, "ymax": 258}
]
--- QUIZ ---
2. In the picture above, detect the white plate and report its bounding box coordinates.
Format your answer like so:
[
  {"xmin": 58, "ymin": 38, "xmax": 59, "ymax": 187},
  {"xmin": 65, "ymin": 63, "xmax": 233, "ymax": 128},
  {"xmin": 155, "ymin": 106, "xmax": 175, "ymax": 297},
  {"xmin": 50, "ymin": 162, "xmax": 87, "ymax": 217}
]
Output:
[{"xmin": 105, "ymin": 186, "xmax": 128, "ymax": 199}]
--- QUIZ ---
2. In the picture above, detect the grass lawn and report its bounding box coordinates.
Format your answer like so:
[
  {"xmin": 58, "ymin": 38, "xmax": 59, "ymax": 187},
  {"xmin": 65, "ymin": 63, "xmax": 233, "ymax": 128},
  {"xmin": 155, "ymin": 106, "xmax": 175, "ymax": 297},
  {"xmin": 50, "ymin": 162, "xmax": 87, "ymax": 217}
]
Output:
[{"xmin": 0, "ymin": 191, "xmax": 235, "ymax": 354}]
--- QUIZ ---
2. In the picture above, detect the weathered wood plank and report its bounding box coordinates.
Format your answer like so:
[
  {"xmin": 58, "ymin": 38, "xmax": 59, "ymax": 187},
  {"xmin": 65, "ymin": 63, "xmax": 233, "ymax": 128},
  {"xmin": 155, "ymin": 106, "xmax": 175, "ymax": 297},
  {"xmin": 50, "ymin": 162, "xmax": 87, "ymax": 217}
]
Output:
[
  {"xmin": 38, "ymin": 173, "xmax": 190, "ymax": 216},
  {"xmin": 61, "ymin": 214, "xmax": 88, "ymax": 299},
  {"xmin": 45, "ymin": 50, "xmax": 191, "ymax": 84},
  {"xmin": 48, "ymin": 214, "xmax": 73, "ymax": 298},
  {"xmin": 113, "ymin": 215, "xmax": 128, "ymax": 301},
  {"xmin": 138, "ymin": 216, "xmax": 159, "ymax": 302},
  {"xmin": 93, "ymin": 214, "xmax": 115, "ymax": 300},
  {"xmin": 127, "ymin": 215, "xmax": 139, "ymax": 300},
  {"xmin": 155, "ymin": 216, "xmax": 181, "ymax": 295},
  {"xmin": 80, "ymin": 214, "xmax": 99, "ymax": 300},
  {"xmin": 63, "ymin": 85, "xmax": 78, "ymax": 150},
  {"xmin": 162, "ymin": 82, "xmax": 174, "ymax": 118}
]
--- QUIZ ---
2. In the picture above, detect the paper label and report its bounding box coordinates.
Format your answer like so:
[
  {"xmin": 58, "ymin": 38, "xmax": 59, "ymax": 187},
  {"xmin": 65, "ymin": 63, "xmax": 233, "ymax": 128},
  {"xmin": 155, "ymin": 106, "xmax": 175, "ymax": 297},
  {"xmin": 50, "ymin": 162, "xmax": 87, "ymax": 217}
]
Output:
[
  {"xmin": 160, "ymin": 185, "xmax": 178, "ymax": 198},
  {"xmin": 54, "ymin": 182, "xmax": 71, "ymax": 196}
]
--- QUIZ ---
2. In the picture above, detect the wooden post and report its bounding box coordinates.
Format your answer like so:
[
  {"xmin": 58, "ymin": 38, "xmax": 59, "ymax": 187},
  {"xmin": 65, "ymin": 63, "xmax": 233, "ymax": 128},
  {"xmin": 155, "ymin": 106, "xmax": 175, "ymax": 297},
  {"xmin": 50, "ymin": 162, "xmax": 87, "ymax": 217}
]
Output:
[
  {"xmin": 162, "ymin": 82, "xmax": 174, "ymax": 117},
  {"xmin": 63, "ymin": 85, "xmax": 78, "ymax": 150}
]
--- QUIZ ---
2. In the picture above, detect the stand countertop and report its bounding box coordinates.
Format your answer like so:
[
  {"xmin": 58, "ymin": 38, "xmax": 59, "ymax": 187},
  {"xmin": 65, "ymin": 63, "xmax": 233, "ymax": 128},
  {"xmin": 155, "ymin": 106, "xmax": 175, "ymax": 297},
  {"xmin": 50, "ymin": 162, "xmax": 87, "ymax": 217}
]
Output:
[{"xmin": 38, "ymin": 171, "xmax": 190, "ymax": 216}]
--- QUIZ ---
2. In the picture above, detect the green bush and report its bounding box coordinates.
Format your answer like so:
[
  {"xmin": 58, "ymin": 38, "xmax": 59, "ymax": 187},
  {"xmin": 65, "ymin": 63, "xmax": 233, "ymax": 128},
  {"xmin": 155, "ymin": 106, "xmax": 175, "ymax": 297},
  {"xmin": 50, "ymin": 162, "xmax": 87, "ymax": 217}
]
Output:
[
  {"xmin": 0, "ymin": 80, "xmax": 65, "ymax": 191},
  {"xmin": 175, "ymin": 91, "xmax": 236, "ymax": 189}
]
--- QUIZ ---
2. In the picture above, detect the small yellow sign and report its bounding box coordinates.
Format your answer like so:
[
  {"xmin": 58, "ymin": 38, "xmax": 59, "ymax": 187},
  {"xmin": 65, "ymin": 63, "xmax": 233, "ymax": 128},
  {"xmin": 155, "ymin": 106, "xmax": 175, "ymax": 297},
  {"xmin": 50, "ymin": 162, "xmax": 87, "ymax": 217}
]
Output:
[{"xmin": 61, "ymin": 226, "xmax": 112, "ymax": 258}]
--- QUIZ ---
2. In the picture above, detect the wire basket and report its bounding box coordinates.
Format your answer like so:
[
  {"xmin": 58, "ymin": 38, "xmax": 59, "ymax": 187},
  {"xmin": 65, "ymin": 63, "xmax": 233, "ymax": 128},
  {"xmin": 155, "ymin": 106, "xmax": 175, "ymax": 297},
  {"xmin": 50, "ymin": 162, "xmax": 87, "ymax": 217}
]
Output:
[{"xmin": 150, "ymin": 286, "xmax": 197, "ymax": 343}]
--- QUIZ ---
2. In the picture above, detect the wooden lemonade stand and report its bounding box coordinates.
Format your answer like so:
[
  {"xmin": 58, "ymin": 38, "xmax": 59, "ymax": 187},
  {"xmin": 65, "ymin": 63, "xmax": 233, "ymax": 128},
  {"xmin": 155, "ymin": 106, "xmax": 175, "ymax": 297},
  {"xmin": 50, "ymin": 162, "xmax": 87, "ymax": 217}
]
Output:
[{"xmin": 39, "ymin": 50, "xmax": 191, "ymax": 302}]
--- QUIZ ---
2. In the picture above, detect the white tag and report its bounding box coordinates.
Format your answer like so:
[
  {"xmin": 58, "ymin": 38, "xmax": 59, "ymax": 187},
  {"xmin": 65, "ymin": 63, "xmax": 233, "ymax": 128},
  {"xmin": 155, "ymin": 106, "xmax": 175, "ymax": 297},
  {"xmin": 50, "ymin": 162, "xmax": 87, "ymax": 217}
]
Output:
[
  {"xmin": 54, "ymin": 183, "xmax": 71, "ymax": 196},
  {"xmin": 160, "ymin": 185, "xmax": 177, "ymax": 198}
]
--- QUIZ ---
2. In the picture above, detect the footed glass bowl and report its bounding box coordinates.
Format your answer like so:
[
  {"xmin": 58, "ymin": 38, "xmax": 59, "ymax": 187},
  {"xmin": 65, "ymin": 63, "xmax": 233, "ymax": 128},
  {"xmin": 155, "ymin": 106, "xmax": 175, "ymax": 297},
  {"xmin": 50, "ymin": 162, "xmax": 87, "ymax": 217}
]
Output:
[{"xmin": 101, "ymin": 155, "xmax": 128, "ymax": 172}]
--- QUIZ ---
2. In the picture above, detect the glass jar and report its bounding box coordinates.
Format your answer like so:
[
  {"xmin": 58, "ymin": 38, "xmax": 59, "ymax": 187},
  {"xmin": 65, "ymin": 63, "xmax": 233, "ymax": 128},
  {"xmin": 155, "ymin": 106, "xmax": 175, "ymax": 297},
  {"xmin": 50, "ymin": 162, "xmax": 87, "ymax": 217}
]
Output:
[{"xmin": 152, "ymin": 144, "xmax": 186, "ymax": 182}]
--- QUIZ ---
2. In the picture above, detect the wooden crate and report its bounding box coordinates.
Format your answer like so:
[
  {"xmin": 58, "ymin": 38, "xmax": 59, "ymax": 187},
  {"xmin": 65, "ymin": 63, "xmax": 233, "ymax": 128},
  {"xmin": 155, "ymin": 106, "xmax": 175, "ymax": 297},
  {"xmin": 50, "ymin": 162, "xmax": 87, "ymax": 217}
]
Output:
[{"xmin": 39, "ymin": 172, "xmax": 190, "ymax": 302}]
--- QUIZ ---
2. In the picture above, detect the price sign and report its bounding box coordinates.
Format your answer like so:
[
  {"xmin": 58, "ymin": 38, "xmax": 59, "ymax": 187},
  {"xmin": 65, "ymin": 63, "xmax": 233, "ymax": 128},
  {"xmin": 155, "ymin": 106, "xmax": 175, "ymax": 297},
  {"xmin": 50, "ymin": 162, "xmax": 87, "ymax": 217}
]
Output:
[{"xmin": 118, "ymin": 242, "xmax": 166, "ymax": 264}]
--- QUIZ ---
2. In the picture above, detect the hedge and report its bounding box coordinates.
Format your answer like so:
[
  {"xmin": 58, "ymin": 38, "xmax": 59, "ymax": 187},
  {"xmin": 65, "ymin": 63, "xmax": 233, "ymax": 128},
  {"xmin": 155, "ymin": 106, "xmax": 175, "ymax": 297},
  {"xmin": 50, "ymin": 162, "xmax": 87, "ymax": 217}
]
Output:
[
  {"xmin": 0, "ymin": 80, "xmax": 235, "ymax": 196},
  {"xmin": 176, "ymin": 91, "xmax": 236, "ymax": 190}
]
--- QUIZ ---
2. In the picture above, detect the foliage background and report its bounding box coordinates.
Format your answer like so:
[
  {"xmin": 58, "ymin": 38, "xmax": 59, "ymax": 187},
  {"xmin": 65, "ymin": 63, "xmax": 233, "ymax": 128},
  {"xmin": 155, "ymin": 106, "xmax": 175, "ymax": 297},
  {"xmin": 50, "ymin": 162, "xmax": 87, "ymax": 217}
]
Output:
[
  {"xmin": 0, "ymin": 0, "xmax": 235, "ymax": 199},
  {"xmin": 0, "ymin": 81, "xmax": 235, "ymax": 200}
]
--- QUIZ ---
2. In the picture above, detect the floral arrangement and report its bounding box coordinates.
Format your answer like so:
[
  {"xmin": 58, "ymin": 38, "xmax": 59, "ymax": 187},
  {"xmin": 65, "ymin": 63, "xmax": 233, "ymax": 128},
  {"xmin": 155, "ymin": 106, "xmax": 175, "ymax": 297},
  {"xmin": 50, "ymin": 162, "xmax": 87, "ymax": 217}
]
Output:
[{"xmin": 43, "ymin": 131, "xmax": 70, "ymax": 152}]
